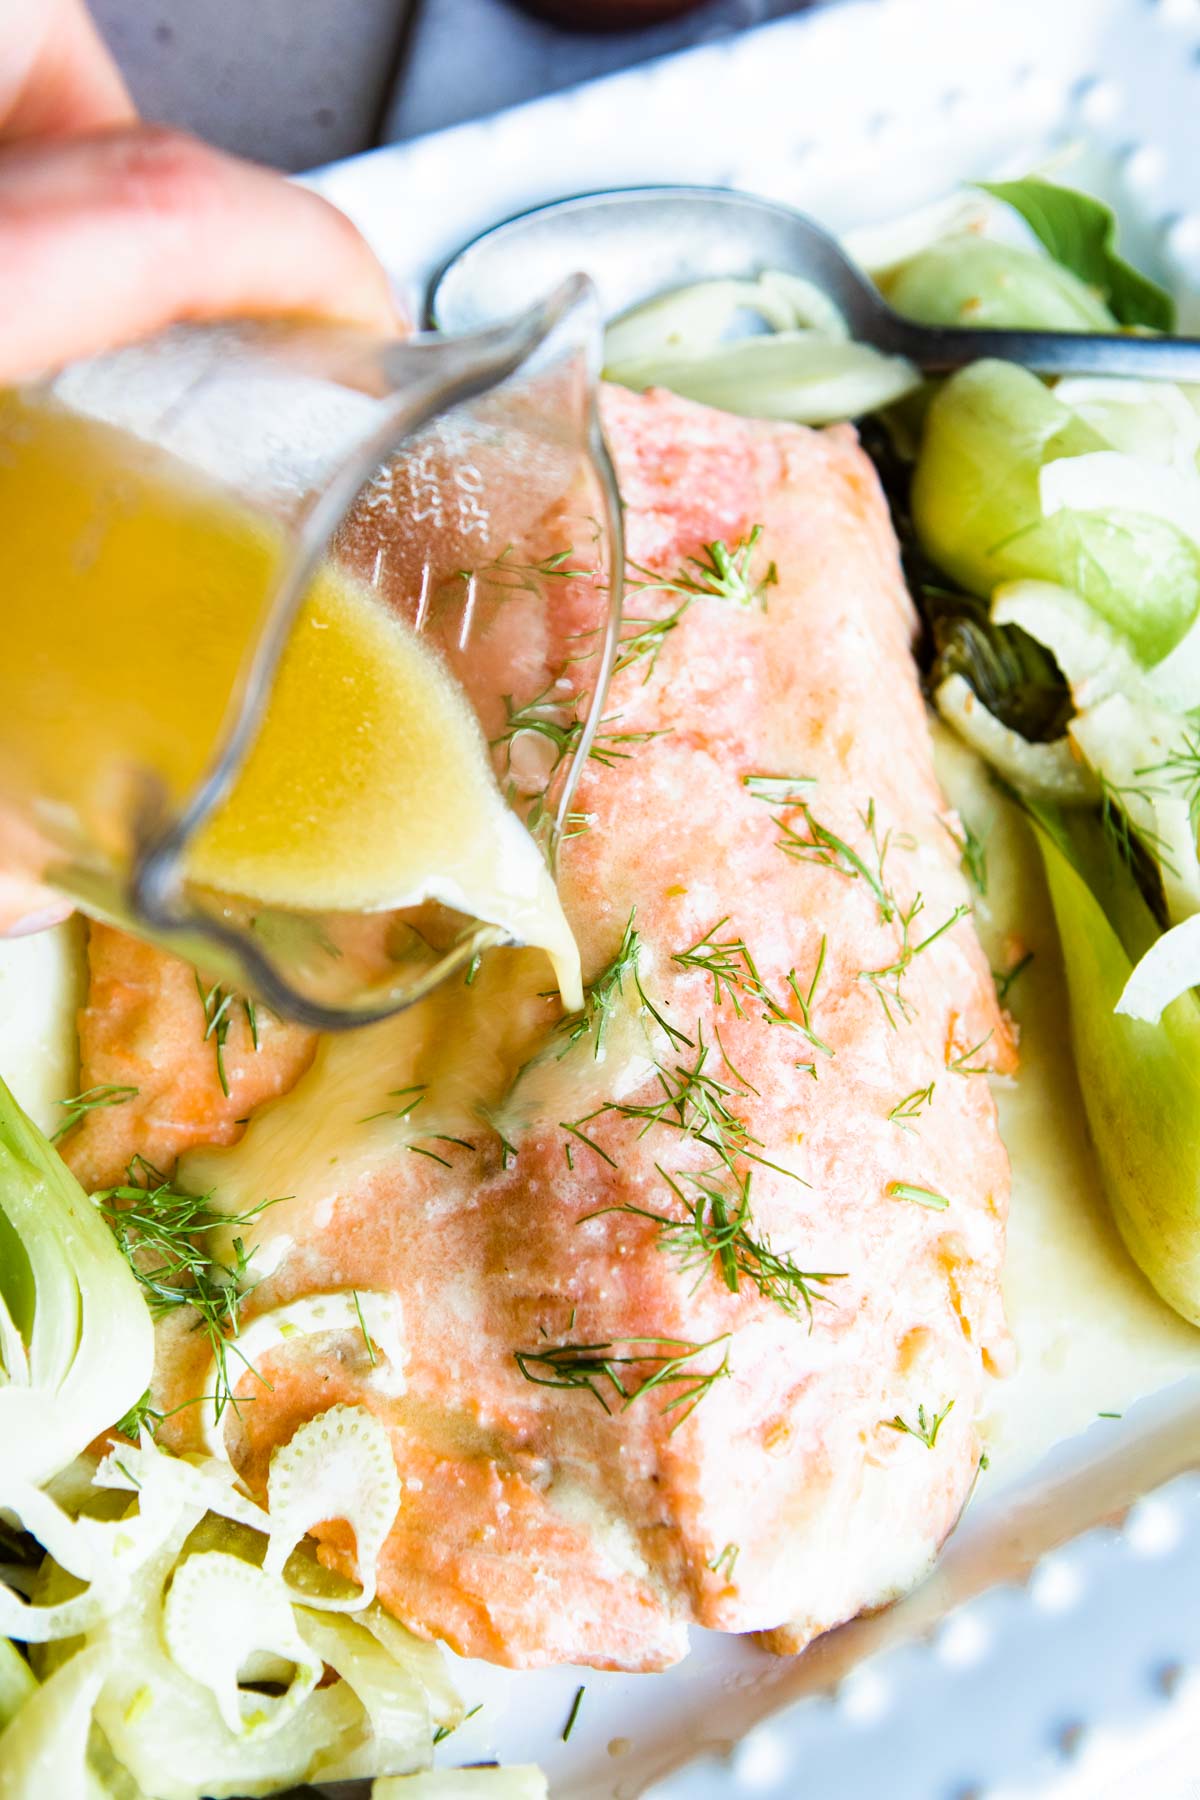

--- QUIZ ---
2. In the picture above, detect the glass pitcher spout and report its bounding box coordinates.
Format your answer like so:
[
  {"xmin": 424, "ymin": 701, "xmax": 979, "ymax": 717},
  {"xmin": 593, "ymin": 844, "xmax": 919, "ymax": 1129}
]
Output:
[{"xmin": 0, "ymin": 277, "xmax": 623, "ymax": 1030}]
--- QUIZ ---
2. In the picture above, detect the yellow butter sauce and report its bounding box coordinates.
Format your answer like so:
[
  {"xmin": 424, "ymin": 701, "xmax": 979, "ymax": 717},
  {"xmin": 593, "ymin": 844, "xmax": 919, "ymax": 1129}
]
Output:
[{"xmin": 0, "ymin": 393, "xmax": 581, "ymax": 1009}]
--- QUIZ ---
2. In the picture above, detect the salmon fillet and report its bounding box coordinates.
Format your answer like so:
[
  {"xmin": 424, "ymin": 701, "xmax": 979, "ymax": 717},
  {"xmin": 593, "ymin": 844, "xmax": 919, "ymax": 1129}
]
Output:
[
  {"xmin": 62, "ymin": 921, "xmax": 316, "ymax": 1190},
  {"xmin": 91, "ymin": 386, "xmax": 1013, "ymax": 1670}
]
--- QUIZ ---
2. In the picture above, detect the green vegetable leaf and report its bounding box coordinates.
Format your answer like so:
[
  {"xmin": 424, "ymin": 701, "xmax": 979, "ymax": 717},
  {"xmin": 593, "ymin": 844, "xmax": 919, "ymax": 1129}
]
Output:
[
  {"xmin": 977, "ymin": 179, "xmax": 1175, "ymax": 332},
  {"xmin": 1037, "ymin": 824, "xmax": 1200, "ymax": 1327}
]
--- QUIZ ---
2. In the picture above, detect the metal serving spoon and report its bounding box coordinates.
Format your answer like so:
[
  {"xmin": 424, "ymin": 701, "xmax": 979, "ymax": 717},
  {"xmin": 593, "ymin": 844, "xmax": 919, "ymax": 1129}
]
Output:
[{"xmin": 429, "ymin": 185, "xmax": 1200, "ymax": 379}]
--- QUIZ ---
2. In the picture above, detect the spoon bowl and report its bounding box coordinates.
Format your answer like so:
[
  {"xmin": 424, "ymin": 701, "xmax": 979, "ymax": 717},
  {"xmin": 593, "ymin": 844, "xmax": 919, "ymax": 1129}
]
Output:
[{"xmin": 430, "ymin": 184, "xmax": 1200, "ymax": 381}]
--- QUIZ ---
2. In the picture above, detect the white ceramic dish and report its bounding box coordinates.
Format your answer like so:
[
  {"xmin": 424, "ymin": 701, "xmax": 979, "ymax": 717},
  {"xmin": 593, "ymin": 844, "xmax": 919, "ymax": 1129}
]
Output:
[{"xmin": 301, "ymin": 2, "xmax": 1200, "ymax": 1793}]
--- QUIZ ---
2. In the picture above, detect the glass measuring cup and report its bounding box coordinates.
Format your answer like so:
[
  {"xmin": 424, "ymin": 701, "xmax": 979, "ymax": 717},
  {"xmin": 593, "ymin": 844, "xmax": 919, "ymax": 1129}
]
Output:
[{"xmin": 0, "ymin": 276, "xmax": 622, "ymax": 1028}]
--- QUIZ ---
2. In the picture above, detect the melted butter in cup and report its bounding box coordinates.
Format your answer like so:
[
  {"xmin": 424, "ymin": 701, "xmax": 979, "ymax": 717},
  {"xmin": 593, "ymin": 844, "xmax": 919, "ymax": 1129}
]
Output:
[{"xmin": 187, "ymin": 571, "xmax": 583, "ymax": 1011}]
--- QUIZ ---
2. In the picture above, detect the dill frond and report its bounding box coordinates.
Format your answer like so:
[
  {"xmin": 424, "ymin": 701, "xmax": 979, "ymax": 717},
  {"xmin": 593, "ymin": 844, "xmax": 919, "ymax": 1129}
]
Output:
[
  {"xmin": 51, "ymin": 1083, "xmax": 138, "ymax": 1143},
  {"xmin": 514, "ymin": 1332, "xmax": 732, "ymax": 1433},
  {"xmin": 886, "ymin": 1180, "xmax": 950, "ymax": 1210},
  {"xmin": 742, "ymin": 773, "xmax": 815, "ymax": 806},
  {"xmin": 885, "ymin": 1399, "xmax": 954, "ymax": 1448},
  {"xmin": 943, "ymin": 816, "xmax": 988, "ymax": 894},
  {"xmin": 96, "ymin": 1165, "xmax": 281, "ymax": 1425},
  {"xmin": 492, "ymin": 685, "xmax": 663, "ymax": 777},
  {"xmin": 195, "ymin": 977, "xmax": 261, "ymax": 1098},
  {"xmin": 858, "ymin": 898, "xmax": 969, "ymax": 1028},
  {"xmin": 946, "ymin": 1031, "xmax": 993, "ymax": 1076},
  {"xmin": 708, "ymin": 1543, "xmax": 740, "ymax": 1580},
  {"xmin": 587, "ymin": 1165, "xmax": 841, "ymax": 1325},
  {"xmin": 612, "ymin": 528, "xmax": 776, "ymax": 683},
  {"xmin": 1098, "ymin": 773, "xmax": 1177, "ymax": 877},
  {"xmin": 887, "ymin": 1083, "xmax": 935, "ymax": 1131},
  {"xmin": 1139, "ymin": 730, "xmax": 1200, "ymax": 834},
  {"xmin": 774, "ymin": 799, "xmax": 895, "ymax": 920},
  {"xmin": 993, "ymin": 950, "xmax": 1034, "ymax": 1004}
]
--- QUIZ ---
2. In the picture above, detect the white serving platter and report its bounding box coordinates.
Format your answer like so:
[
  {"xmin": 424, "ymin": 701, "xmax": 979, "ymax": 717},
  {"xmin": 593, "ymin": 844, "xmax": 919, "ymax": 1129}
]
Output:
[{"xmin": 301, "ymin": 1, "xmax": 1200, "ymax": 1793}]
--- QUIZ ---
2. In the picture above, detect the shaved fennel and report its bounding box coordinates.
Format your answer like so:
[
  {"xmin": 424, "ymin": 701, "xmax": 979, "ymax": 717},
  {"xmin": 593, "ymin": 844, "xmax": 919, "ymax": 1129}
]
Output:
[
  {"xmin": 198, "ymin": 1289, "xmax": 406, "ymax": 1458},
  {"xmin": 0, "ymin": 1076, "xmax": 153, "ymax": 1484},
  {"xmin": 265, "ymin": 1404, "xmax": 401, "ymax": 1612},
  {"xmin": 604, "ymin": 270, "xmax": 917, "ymax": 423},
  {"xmin": 0, "ymin": 1644, "xmax": 109, "ymax": 1800},
  {"xmin": 163, "ymin": 1553, "xmax": 323, "ymax": 1739},
  {"xmin": 1117, "ymin": 915, "xmax": 1200, "ymax": 1024}
]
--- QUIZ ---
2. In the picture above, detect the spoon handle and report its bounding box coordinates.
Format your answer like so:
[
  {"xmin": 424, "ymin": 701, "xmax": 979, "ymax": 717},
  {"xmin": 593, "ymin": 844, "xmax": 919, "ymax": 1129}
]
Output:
[{"xmin": 885, "ymin": 317, "xmax": 1200, "ymax": 382}]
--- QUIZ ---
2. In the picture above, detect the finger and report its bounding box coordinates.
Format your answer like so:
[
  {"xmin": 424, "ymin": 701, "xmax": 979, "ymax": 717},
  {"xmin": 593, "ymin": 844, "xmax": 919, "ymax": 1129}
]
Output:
[
  {"xmin": 0, "ymin": 125, "xmax": 403, "ymax": 381},
  {"xmin": 0, "ymin": 874, "xmax": 73, "ymax": 938},
  {"xmin": 1, "ymin": 0, "xmax": 136, "ymax": 141}
]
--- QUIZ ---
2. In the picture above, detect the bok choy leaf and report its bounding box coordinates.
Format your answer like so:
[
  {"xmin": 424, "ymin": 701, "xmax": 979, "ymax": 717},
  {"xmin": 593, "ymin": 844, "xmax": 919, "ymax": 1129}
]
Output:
[
  {"xmin": 1038, "ymin": 827, "xmax": 1200, "ymax": 1324},
  {"xmin": 976, "ymin": 177, "xmax": 1176, "ymax": 331}
]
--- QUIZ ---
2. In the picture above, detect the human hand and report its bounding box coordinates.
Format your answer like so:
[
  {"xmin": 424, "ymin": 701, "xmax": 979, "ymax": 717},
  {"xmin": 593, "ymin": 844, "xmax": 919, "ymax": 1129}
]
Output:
[
  {"xmin": 0, "ymin": 0, "xmax": 401, "ymax": 382},
  {"xmin": 0, "ymin": 0, "xmax": 401, "ymax": 931}
]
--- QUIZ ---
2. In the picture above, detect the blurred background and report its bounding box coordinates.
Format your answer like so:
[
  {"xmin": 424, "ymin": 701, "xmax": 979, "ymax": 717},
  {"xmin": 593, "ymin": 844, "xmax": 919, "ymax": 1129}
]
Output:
[{"xmin": 91, "ymin": 0, "xmax": 812, "ymax": 172}]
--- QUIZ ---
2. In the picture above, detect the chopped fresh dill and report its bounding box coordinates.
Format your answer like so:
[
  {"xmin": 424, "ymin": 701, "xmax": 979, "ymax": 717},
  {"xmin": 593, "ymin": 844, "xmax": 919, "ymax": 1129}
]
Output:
[
  {"xmin": 514, "ymin": 1332, "xmax": 732, "ymax": 1432},
  {"xmin": 195, "ymin": 976, "xmax": 260, "ymax": 1098},
  {"xmin": 1098, "ymin": 774, "xmax": 1177, "ymax": 878},
  {"xmin": 360, "ymin": 1083, "xmax": 428, "ymax": 1125},
  {"xmin": 51, "ymin": 1082, "xmax": 138, "ymax": 1143},
  {"xmin": 858, "ymin": 899, "xmax": 969, "ymax": 1029},
  {"xmin": 885, "ymin": 1399, "xmax": 954, "ymax": 1449},
  {"xmin": 463, "ymin": 544, "xmax": 590, "ymax": 593},
  {"xmin": 611, "ymin": 594, "xmax": 694, "ymax": 683},
  {"xmin": 634, "ymin": 966, "xmax": 693, "ymax": 1053},
  {"xmin": 114, "ymin": 1389, "xmax": 163, "ymax": 1440},
  {"xmin": 562, "ymin": 1686, "xmax": 585, "ymax": 1742},
  {"xmin": 946, "ymin": 1031, "xmax": 993, "ymax": 1076},
  {"xmin": 886, "ymin": 1180, "xmax": 950, "ymax": 1211},
  {"xmin": 979, "ymin": 1451, "xmax": 990, "ymax": 1472},
  {"xmin": 708, "ymin": 1543, "xmax": 740, "ymax": 1581},
  {"xmin": 492, "ymin": 684, "xmax": 663, "ymax": 776},
  {"xmin": 612, "ymin": 529, "xmax": 776, "ymax": 682},
  {"xmin": 635, "ymin": 528, "xmax": 776, "ymax": 612},
  {"xmin": 672, "ymin": 918, "xmax": 761, "ymax": 1016},
  {"xmin": 351, "ymin": 1290, "xmax": 377, "ymax": 1367},
  {"xmin": 432, "ymin": 1703, "xmax": 483, "ymax": 1746},
  {"xmin": 586, "ymin": 1165, "xmax": 841, "ymax": 1324},
  {"xmin": 406, "ymin": 1143, "xmax": 453, "ymax": 1169},
  {"xmin": 95, "ymin": 1165, "xmax": 281, "ymax": 1424},
  {"xmin": 887, "ymin": 1083, "xmax": 936, "ymax": 1130},
  {"xmin": 775, "ymin": 799, "xmax": 895, "ymax": 920},
  {"xmin": 993, "ymin": 950, "xmax": 1035, "ymax": 1005},
  {"xmin": 787, "ymin": 935, "xmax": 834, "ymax": 1059},
  {"xmin": 561, "ymin": 938, "xmax": 631, "ymax": 1048},
  {"xmin": 560, "ymin": 912, "xmax": 644, "ymax": 1057},
  {"xmin": 568, "ymin": 1023, "xmax": 805, "ymax": 1188},
  {"xmin": 672, "ymin": 916, "xmax": 802, "ymax": 1041},
  {"xmin": 464, "ymin": 952, "xmax": 483, "ymax": 986},
  {"xmin": 1098, "ymin": 1410, "xmax": 1122, "ymax": 1420},
  {"xmin": 575, "ymin": 1030, "xmax": 744, "ymax": 1167},
  {"xmin": 1139, "ymin": 730, "xmax": 1200, "ymax": 833},
  {"xmin": 713, "ymin": 1021, "xmax": 759, "ymax": 1094},
  {"xmin": 742, "ymin": 773, "xmax": 815, "ymax": 806},
  {"xmin": 559, "ymin": 1119, "xmax": 618, "ymax": 1169},
  {"xmin": 943, "ymin": 816, "xmax": 988, "ymax": 895}
]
